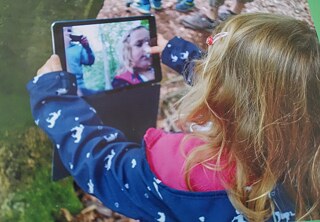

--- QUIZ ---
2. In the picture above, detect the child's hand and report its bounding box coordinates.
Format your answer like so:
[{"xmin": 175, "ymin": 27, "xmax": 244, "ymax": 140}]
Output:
[
  {"xmin": 151, "ymin": 34, "xmax": 168, "ymax": 55},
  {"xmin": 37, "ymin": 54, "xmax": 62, "ymax": 76}
]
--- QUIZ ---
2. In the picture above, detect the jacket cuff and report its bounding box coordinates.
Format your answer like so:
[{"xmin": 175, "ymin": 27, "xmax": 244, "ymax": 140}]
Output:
[
  {"xmin": 161, "ymin": 37, "xmax": 203, "ymax": 71},
  {"xmin": 26, "ymin": 71, "xmax": 77, "ymax": 96}
]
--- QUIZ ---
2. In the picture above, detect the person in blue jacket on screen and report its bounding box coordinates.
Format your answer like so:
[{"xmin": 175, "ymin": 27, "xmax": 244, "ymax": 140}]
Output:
[{"xmin": 64, "ymin": 27, "xmax": 96, "ymax": 96}]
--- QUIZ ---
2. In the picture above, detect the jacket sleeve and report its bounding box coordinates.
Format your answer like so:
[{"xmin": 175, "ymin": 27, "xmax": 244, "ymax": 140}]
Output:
[
  {"xmin": 161, "ymin": 36, "xmax": 204, "ymax": 85},
  {"xmin": 81, "ymin": 45, "xmax": 95, "ymax": 65},
  {"xmin": 26, "ymin": 72, "xmax": 164, "ymax": 220}
]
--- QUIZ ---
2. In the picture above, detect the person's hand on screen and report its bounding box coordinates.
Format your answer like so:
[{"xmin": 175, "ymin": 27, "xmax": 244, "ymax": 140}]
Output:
[{"xmin": 80, "ymin": 36, "xmax": 90, "ymax": 48}]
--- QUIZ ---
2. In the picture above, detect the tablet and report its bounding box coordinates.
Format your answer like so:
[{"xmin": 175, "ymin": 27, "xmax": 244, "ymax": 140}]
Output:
[{"xmin": 51, "ymin": 15, "xmax": 162, "ymax": 96}]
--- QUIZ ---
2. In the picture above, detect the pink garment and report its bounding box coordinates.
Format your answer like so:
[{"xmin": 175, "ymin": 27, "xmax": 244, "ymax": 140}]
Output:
[
  {"xmin": 144, "ymin": 128, "xmax": 235, "ymax": 192},
  {"xmin": 114, "ymin": 71, "xmax": 142, "ymax": 85}
]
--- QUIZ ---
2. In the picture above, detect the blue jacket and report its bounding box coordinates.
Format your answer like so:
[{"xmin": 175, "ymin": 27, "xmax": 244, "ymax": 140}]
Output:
[
  {"xmin": 66, "ymin": 42, "xmax": 95, "ymax": 89},
  {"xmin": 27, "ymin": 37, "xmax": 295, "ymax": 222}
]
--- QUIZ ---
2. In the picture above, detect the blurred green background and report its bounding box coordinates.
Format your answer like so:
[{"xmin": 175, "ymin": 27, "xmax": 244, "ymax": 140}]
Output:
[
  {"xmin": 0, "ymin": 0, "xmax": 102, "ymax": 130},
  {"xmin": 0, "ymin": 0, "xmax": 104, "ymax": 221}
]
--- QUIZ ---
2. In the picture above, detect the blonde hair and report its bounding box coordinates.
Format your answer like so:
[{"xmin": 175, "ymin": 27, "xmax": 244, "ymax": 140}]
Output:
[
  {"xmin": 179, "ymin": 13, "xmax": 320, "ymax": 221},
  {"xmin": 119, "ymin": 26, "xmax": 148, "ymax": 74}
]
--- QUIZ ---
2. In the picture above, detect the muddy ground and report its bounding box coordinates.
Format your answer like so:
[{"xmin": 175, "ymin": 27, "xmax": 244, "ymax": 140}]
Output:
[{"xmin": 97, "ymin": 0, "xmax": 313, "ymax": 48}]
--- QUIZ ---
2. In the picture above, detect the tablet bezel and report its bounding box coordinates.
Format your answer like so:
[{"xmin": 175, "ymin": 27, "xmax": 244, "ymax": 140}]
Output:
[{"xmin": 51, "ymin": 15, "xmax": 162, "ymax": 95}]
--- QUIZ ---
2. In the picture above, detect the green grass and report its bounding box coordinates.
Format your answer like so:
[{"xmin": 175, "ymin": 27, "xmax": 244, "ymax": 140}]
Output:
[
  {"xmin": 0, "ymin": 93, "xmax": 34, "ymax": 131},
  {"xmin": 0, "ymin": 127, "xmax": 82, "ymax": 222},
  {"xmin": 2, "ymin": 169, "xmax": 82, "ymax": 222}
]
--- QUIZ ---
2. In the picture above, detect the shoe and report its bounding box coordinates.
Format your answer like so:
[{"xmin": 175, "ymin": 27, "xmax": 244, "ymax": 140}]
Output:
[
  {"xmin": 151, "ymin": 0, "xmax": 162, "ymax": 10},
  {"xmin": 176, "ymin": 0, "xmax": 195, "ymax": 12},
  {"xmin": 181, "ymin": 14, "xmax": 219, "ymax": 32},
  {"xmin": 218, "ymin": 10, "xmax": 237, "ymax": 21},
  {"xmin": 131, "ymin": 2, "xmax": 151, "ymax": 14}
]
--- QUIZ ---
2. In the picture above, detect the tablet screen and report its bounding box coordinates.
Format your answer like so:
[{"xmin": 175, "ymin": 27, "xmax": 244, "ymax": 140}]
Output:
[{"xmin": 51, "ymin": 15, "xmax": 161, "ymax": 96}]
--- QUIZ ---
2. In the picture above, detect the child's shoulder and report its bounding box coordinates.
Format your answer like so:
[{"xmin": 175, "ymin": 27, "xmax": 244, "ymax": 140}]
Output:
[
  {"xmin": 144, "ymin": 127, "xmax": 204, "ymax": 151},
  {"xmin": 144, "ymin": 128, "xmax": 230, "ymax": 192}
]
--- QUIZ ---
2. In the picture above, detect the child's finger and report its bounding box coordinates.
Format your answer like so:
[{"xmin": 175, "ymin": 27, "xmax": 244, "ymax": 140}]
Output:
[
  {"xmin": 150, "ymin": 46, "xmax": 162, "ymax": 54},
  {"xmin": 150, "ymin": 34, "xmax": 169, "ymax": 55}
]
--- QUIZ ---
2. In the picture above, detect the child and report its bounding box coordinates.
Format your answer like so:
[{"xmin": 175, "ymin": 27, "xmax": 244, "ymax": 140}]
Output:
[
  {"xmin": 28, "ymin": 13, "xmax": 320, "ymax": 221},
  {"xmin": 131, "ymin": 0, "xmax": 162, "ymax": 14},
  {"xmin": 112, "ymin": 26, "xmax": 155, "ymax": 89}
]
